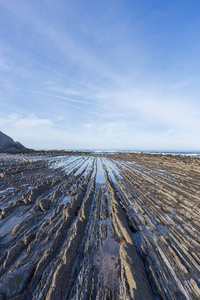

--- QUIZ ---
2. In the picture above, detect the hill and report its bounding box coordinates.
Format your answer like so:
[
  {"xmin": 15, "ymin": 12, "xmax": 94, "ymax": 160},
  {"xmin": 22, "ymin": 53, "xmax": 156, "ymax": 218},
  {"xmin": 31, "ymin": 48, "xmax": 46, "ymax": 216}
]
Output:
[{"xmin": 0, "ymin": 131, "xmax": 33, "ymax": 153}]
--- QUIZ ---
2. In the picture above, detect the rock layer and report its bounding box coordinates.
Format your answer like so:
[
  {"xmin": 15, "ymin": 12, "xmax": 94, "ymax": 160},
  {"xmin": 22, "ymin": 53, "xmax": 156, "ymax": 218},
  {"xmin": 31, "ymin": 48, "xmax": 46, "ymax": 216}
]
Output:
[{"xmin": 0, "ymin": 152, "xmax": 200, "ymax": 299}]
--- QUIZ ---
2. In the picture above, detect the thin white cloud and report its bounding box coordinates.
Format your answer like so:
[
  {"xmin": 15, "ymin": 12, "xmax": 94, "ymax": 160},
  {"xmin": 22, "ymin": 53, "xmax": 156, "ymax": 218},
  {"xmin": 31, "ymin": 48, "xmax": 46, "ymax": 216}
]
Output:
[{"xmin": 27, "ymin": 90, "xmax": 92, "ymax": 105}]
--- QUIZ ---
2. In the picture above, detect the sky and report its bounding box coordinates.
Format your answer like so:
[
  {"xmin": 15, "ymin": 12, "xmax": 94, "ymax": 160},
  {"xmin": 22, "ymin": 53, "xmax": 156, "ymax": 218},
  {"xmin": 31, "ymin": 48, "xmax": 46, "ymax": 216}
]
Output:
[{"xmin": 0, "ymin": 0, "xmax": 200, "ymax": 150}]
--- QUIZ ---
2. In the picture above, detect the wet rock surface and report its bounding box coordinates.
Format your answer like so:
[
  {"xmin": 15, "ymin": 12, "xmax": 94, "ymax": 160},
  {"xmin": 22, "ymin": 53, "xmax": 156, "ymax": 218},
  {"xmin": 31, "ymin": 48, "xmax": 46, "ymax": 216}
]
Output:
[{"xmin": 0, "ymin": 152, "xmax": 200, "ymax": 299}]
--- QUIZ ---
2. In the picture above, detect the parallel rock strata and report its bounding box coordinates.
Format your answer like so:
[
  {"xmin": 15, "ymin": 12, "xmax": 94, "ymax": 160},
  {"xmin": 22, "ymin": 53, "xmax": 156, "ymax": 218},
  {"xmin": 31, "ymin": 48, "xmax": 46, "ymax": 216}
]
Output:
[{"xmin": 0, "ymin": 152, "xmax": 199, "ymax": 299}]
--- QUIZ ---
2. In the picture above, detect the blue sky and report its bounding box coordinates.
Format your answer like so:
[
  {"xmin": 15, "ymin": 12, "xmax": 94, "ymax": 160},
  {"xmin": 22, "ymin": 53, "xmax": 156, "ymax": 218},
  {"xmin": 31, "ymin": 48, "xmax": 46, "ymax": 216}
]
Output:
[{"xmin": 0, "ymin": 0, "xmax": 200, "ymax": 150}]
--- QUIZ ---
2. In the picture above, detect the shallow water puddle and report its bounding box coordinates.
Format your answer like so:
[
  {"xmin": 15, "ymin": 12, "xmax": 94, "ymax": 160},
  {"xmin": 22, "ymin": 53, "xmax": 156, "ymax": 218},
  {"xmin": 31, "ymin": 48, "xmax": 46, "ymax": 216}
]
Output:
[
  {"xmin": 61, "ymin": 195, "xmax": 71, "ymax": 204},
  {"xmin": 0, "ymin": 187, "xmax": 14, "ymax": 194},
  {"xmin": 0, "ymin": 211, "xmax": 30, "ymax": 237},
  {"xmin": 96, "ymin": 158, "xmax": 105, "ymax": 184},
  {"xmin": 74, "ymin": 156, "xmax": 94, "ymax": 176}
]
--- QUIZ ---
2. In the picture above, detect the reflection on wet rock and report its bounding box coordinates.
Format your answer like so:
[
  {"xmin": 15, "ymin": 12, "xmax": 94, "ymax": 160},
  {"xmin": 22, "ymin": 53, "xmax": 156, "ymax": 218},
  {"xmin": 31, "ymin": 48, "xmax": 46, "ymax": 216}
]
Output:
[{"xmin": 0, "ymin": 152, "xmax": 200, "ymax": 299}]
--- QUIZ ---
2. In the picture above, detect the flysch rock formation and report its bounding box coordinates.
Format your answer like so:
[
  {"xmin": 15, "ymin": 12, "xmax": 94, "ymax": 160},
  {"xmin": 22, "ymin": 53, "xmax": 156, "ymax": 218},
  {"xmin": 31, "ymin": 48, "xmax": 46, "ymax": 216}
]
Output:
[
  {"xmin": 0, "ymin": 152, "xmax": 200, "ymax": 299},
  {"xmin": 0, "ymin": 131, "xmax": 33, "ymax": 153}
]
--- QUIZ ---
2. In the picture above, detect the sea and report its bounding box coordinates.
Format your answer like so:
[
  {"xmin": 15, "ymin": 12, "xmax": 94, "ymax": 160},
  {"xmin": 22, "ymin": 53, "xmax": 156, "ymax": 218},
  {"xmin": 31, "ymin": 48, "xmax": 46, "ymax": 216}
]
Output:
[{"xmin": 67, "ymin": 149, "xmax": 200, "ymax": 157}]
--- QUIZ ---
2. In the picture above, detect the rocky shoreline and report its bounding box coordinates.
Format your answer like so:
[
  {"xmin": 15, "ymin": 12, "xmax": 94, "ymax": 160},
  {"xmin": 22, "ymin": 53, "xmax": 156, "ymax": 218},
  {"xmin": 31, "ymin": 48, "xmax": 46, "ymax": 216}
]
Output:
[{"xmin": 0, "ymin": 152, "xmax": 200, "ymax": 299}]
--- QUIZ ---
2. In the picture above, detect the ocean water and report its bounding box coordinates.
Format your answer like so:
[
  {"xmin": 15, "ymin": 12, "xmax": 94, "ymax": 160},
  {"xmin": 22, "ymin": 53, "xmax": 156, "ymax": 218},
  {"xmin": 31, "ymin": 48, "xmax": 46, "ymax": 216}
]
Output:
[{"xmin": 66, "ymin": 149, "xmax": 200, "ymax": 156}]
